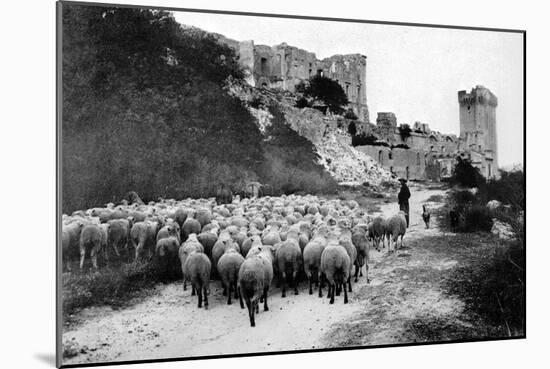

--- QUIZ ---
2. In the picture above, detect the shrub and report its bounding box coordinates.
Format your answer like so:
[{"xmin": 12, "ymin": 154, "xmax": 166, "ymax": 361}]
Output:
[
  {"xmin": 295, "ymin": 96, "xmax": 310, "ymax": 109},
  {"xmin": 344, "ymin": 109, "xmax": 358, "ymax": 120},
  {"xmin": 398, "ymin": 124, "xmax": 412, "ymax": 142},
  {"xmin": 347, "ymin": 121, "xmax": 357, "ymax": 136},
  {"xmin": 351, "ymin": 133, "xmax": 379, "ymax": 146}
]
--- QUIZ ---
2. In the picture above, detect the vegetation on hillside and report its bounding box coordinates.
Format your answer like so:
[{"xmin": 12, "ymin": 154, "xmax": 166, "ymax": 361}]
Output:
[{"xmin": 62, "ymin": 4, "xmax": 336, "ymax": 212}]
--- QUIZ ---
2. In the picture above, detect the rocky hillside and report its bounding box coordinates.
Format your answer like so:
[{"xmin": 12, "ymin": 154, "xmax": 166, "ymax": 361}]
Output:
[{"xmin": 227, "ymin": 79, "xmax": 396, "ymax": 187}]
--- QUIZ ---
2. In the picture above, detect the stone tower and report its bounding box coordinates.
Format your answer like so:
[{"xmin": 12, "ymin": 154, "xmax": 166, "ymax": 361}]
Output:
[{"xmin": 458, "ymin": 85, "xmax": 498, "ymax": 178}]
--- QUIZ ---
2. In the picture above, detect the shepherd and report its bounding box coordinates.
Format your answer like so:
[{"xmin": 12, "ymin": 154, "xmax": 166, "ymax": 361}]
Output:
[{"xmin": 398, "ymin": 178, "xmax": 411, "ymax": 227}]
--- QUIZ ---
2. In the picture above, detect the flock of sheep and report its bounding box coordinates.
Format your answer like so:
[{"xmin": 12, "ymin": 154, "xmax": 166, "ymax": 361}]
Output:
[{"xmin": 62, "ymin": 191, "xmax": 407, "ymax": 327}]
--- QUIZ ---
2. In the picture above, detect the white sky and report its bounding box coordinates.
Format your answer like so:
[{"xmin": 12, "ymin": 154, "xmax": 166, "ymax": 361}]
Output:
[{"xmin": 174, "ymin": 11, "xmax": 524, "ymax": 168}]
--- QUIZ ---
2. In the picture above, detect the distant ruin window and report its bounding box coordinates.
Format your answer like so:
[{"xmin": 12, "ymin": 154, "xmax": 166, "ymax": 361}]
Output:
[
  {"xmin": 416, "ymin": 153, "xmax": 421, "ymax": 165},
  {"xmin": 406, "ymin": 167, "xmax": 410, "ymax": 179},
  {"xmin": 317, "ymin": 69, "xmax": 324, "ymax": 77},
  {"xmin": 389, "ymin": 151, "xmax": 393, "ymax": 160},
  {"xmin": 309, "ymin": 69, "xmax": 312, "ymax": 75},
  {"xmin": 430, "ymin": 146, "xmax": 434, "ymax": 151},
  {"xmin": 260, "ymin": 57, "xmax": 268, "ymax": 74},
  {"xmin": 378, "ymin": 150, "xmax": 383, "ymax": 164},
  {"xmin": 390, "ymin": 166, "xmax": 393, "ymax": 173},
  {"xmin": 488, "ymin": 164, "xmax": 492, "ymax": 177},
  {"xmin": 441, "ymin": 146, "xmax": 445, "ymax": 152},
  {"xmin": 345, "ymin": 84, "xmax": 350, "ymax": 95},
  {"xmin": 357, "ymin": 85, "xmax": 361, "ymax": 97}
]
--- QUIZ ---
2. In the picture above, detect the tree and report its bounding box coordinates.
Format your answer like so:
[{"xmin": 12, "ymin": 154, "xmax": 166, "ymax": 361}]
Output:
[
  {"xmin": 347, "ymin": 121, "xmax": 357, "ymax": 136},
  {"xmin": 296, "ymin": 75, "xmax": 349, "ymax": 115},
  {"xmin": 451, "ymin": 157, "xmax": 486, "ymax": 188}
]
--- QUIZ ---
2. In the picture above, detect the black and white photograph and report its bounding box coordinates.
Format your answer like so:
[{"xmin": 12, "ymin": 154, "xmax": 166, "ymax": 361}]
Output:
[{"xmin": 56, "ymin": 1, "xmax": 525, "ymax": 367}]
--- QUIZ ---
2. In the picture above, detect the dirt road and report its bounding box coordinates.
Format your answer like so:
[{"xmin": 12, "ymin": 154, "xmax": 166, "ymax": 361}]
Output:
[{"xmin": 62, "ymin": 185, "xmax": 451, "ymax": 365}]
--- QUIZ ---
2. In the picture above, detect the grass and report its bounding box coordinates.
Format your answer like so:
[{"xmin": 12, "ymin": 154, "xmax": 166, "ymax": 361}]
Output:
[
  {"xmin": 425, "ymin": 194, "xmax": 444, "ymax": 203},
  {"xmin": 62, "ymin": 260, "xmax": 181, "ymax": 325}
]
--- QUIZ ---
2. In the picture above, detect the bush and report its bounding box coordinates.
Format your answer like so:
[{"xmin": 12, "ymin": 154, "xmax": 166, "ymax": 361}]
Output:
[
  {"xmin": 295, "ymin": 96, "xmax": 310, "ymax": 109},
  {"xmin": 398, "ymin": 124, "xmax": 412, "ymax": 142},
  {"xmin": 347, "ymin": 121, "xmax": 357, "ymax": 136},
  {"xmin": 344, "ymin": 109, "xmax": 358, "ymax": 120},
  {"xmin": 351, "ymin": 133, "xmax": 379, "ymax": 146}
]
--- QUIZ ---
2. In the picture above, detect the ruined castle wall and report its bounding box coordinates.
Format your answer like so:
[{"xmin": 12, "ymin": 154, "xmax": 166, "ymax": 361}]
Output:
[{"xmin": 356, "ymin": 146, "xmax": 426, "ymax": 180}]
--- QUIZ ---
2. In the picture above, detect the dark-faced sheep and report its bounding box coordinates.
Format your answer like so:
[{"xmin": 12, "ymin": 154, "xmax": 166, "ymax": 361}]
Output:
[
  {"xmin": 275, "ymin": 232, "xmax": 302, "ymax": 297},
  {"xmin": 217, "ymin": 249, "xmax": 245, "ymax": 305},
  {"xmin": 216, "ymin": 184, "xmax": 233, "ymax": 205},
  {"xmin": 386, "ymin": 211, "xmax": 407, "ymax": 252},
  {"xmin": 184, "ymin": 252, "xmax": 212, "ymax": 309},
  {"xmin": 79, "ymin": 224, "xmax": 103, "ymax": 269},
  {"xmin": 156, "ymin": 221, "xmax": 181, "ymax": 244},
  {"xmin": 320, "ymin": 245, "xmax": 351, "ymax": 304}
]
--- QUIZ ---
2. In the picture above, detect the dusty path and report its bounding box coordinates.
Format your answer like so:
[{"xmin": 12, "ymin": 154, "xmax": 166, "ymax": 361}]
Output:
[{"xmin": 62, "ymin": 185, "xmax": 449, "ymax": 365}]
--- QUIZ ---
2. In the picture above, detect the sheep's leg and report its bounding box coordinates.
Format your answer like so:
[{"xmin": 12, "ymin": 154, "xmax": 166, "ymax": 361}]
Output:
[
  {"xmin": 281, "ymin": 272, "xmax": 287, "ymax": 298},
  {"xmin": 91, "ymin": 247, "xmax": 99, "ymax": 269},
  {"xmin": 183, "ymin": 279, "xmax": 187, "ymax": 291},
  {"xmin": 348, "ymin": 276, "xmax": 352, "ymax": 293},
  {"xmin": 222, "ymin": 286, "xmax": 227, "ymax": 296},
  {"xmin": 293, "ymin": 270, "xmax": 299, "ymax": 295},
  {"xmin": 308, "ymin": 275, "xmax": 313, "ymax": 295},
  {"xmin": 255, "ymin": 300, "xmax": 259, "ymax": 314},
  {"xmin": 263, "ymin": 287, "xmax": 269, "ymax": 311},
  {"xmin": 203, "ymin": 286, "xmax": 209, "ymax": 310},
  {"xmin": 354, "ymin": 264, "xmax": 359, "ymax": 282},
  {"xmin": 366, "ymin": 263, "xmax": 370, "ymax": 283},
  {"xmin": 318, "ymin": 271, "xmax": 323, "ymax": 298},
  {"xmin": 329, "ymin": 283, "xmax": 335, "ymax": 305},
  {"xmin": 227, "ymin": 283, "xmax": 232, "ymax": 305},
  {"xmin": 246, "ymin": 299, "xmax": 255, "ymax": 327},
  {"xmin": 197, "ymin": 286, "xmax": 203, "ymax": 308},
  {"xmin": 238, "ymin": 287, "xmax": 245, "ymax": 309},
  {"xmin": 343, "ymin": 282, "xmax": 349, "ymax": 304},
  {"xmin": 234, "ymin": 281, "xmax": 239, "ymax": 300},
  {"xmin": 79, "ymin": 246, "xmax": 86, "ymax": 270},
  {"xmin": 192, "ymin": 286, "xmax": 196, "ymax": 296}
]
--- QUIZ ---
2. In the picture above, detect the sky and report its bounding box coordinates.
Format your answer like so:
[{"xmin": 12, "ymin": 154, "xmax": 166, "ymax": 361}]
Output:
[{"xmin": 174, "ymin": 11, "xmax": 524, "ymax": 168}]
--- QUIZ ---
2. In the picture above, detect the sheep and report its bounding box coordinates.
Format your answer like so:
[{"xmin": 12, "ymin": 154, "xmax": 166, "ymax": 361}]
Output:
[
  {"xmin": 155, "ymin": 236, "xmax": 180, "ymax": 278},
  {"xmin": 320, "ymin": 245, "xmax": 351, "ymax": 304},
  {"xmin": 275, "ymin": 231, "xmax": 302, "ymax": 297},
  {"xmin": 422, "ymin": 205, "xmax": 431, "ymax": 229},
  {"xmin": 99, "ymin": 223, "xmax": 110, "ymax": 263},
  {"xmin": 338, "ymin": 229, "xmax": 357, "ymax": 293},
  {"xmin": 351, "ymin": 225, "xmax": 370, "ymax": 283},
  {"xmin": 156, "ymin": 221, "xmax": 181, "ymax": 244},
  {"xmin": 216, "ymin": 183, "xmax": 233, "ymax": 205},
  {"xmin": 217, "ymin": 249, "xmax": 245, "ymax": 305},
  {"xmin": 182, "ymin": 217, "xmax": 201, "ymax": 242},
  {"xmin": 368, "ymin": 216, "xmax": 387, "ymax": 251},
  {"xmin": 195, "ymin": 207, "xmax": 212, "ymax": 229},
  {"xmin": 107, "ymin": 218, "xmax": 133, "ymax": 260},
  {"xmin": 79, "ymin": 224, "xmax": 103, "ymax": 269},
  {"xmin": 62, "ymin": 221, "xmax": 84, "ymax": 271},
  {"xmin": 262, "ymin": 227, "xmax": 281, "ymax": 246},
  {"xmin": 197, "ymin": 231, "xmax": 218, "ymax": 259},
  {"xmin": 238, "ymin": 252, "xmax": 273, "ymax": 327},
  {"xmin": 124, "ymin": 191, "xmax": 144, "ymax": 205},
  {"xmin": 173, "ymin": 207, "xmax": 189, "ymax": 230},
  {"xmin": 386, "ymin": 211, "xmax": 407, "ymax": 252},
  {"xmin": 302, "ymin": 233, "xmax": 327, "ymax": 296},
  {"xmin": 184, "ymin": 251, "xmax": 212, "ymax": 309},
  {"xmin": 179, "ymin": 235, "xmax": 205, "ymax": 293},
  {"xmin": 240, "ymin": 235, "xmax": 262, "ymax": 258},
  {"xmin": 130, "ymin": 220, "xmax": 160, "ymax": 261},
  {"xmin": 212, "ymin": 238, "xmax": 240, "ymax": 272}
]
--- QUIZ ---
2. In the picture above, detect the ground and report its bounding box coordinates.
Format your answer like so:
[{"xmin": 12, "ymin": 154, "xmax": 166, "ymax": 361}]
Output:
[{"xmin": 61, "ymin": 183, "xmax": 512, "ymax": 365}]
